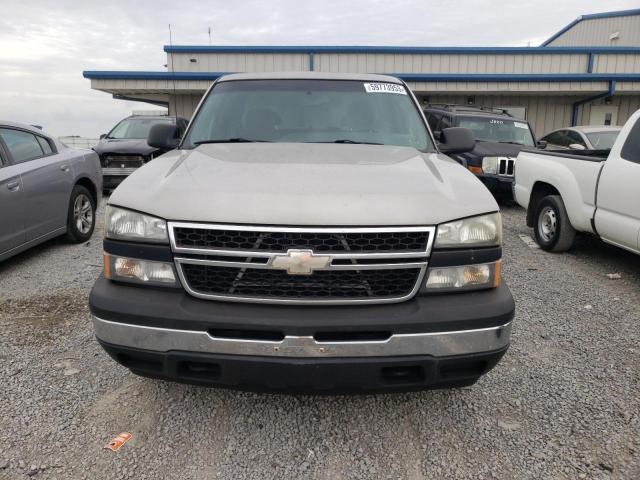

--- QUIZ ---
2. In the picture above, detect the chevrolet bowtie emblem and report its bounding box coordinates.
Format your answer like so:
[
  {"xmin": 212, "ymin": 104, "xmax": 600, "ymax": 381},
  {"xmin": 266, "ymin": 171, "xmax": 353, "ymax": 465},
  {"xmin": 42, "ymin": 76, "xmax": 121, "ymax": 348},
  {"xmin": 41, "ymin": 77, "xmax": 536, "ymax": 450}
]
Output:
[{"xmin": 270, "ymin": 249, "xmax": 332, "ymax": 275}]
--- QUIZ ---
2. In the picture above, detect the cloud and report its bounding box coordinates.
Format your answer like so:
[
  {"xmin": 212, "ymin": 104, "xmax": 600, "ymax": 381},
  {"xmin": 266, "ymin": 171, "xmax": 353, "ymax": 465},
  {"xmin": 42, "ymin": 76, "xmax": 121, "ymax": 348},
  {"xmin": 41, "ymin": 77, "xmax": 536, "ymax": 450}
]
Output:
[{"xmin": 0, "ymin": 0, "xmax": 635, "ymax": 137}]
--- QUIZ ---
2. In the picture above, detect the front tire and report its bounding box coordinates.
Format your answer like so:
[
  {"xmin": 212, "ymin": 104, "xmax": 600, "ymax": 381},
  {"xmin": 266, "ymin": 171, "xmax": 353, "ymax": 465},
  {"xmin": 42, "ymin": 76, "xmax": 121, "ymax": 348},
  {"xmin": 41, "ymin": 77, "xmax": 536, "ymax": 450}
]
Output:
[
  {"xmin": 533, "ymin": 195, "xmax": 575, "ymax": 252},
  {"xmin": 66, "ymin": 185, "xmax": 96, "ymax": 243}
]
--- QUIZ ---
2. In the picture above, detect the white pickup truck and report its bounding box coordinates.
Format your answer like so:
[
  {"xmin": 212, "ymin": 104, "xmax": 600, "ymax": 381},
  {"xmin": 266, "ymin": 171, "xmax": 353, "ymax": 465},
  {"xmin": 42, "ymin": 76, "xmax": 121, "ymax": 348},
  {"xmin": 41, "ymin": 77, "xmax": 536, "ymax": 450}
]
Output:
[{"xmin": 514, "ymin": 109, "xmax": 640, "ymax": 254}]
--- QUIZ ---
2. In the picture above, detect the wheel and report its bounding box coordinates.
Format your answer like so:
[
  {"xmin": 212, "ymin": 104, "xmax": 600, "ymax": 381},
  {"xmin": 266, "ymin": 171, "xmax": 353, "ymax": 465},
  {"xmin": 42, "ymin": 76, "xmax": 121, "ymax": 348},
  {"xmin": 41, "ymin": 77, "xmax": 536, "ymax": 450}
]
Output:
[
  {"xmin": 66, "ymin": 185, "xmax": 96, "ymax": 243},
  {"xmin": 533, "ymin": 195, "xmax": 576, "ymax": 252}
]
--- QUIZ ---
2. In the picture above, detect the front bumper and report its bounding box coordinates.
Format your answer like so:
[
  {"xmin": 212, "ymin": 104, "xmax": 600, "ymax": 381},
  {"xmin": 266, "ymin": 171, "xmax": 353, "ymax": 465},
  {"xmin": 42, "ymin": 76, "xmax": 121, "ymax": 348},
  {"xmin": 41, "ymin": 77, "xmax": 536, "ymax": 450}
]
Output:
[
  {"xmin": 98, "ymin": 340, "xmax": 509, "ymax": 393},
  {"xmin": 479, "ymin": 175, "xmax": 514, "ymax": 195},
  {"xmin": 90, "ymin": 276, "xmax": 515, "ymax": 392},
  {"xmin": 102, "ymin": 168, "xmax": 138, "ymax": 190}
]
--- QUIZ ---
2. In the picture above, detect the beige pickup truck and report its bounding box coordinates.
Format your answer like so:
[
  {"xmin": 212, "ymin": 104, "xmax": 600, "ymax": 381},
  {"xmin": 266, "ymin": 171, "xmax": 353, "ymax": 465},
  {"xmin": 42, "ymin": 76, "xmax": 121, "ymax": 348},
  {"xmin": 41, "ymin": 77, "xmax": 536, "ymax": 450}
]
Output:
[{"xmin": 89, "ymin": 72, "xmax": 514, "ymax": 393}]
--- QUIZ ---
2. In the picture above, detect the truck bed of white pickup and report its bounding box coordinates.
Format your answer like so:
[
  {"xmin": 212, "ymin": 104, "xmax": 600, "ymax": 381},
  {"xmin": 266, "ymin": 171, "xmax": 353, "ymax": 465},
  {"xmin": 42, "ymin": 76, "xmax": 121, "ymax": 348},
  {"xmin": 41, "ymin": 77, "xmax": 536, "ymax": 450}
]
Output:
[{"xmin": 514, "ymin": 109, "xmax": 640, "ymax": 255}]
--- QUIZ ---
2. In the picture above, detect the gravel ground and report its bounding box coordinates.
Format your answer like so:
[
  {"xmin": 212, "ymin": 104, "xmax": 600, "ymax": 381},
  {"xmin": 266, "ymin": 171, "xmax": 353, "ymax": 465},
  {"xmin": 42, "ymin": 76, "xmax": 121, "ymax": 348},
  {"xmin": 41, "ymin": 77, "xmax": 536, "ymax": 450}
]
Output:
[{"xmin": 0, "ymin": 202, "xmax": 638, "ymax": 479}]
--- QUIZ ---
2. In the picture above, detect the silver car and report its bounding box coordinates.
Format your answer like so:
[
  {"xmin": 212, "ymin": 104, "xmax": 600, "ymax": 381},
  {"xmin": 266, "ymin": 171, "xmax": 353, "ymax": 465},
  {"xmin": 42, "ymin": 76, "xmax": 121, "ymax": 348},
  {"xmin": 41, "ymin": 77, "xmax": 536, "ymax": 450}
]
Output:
[
  {"xmin": 540, "ymin": 125, "xmax": 622, "ymax": 150},
  {"xmin": 0, "ymin": 121, "xmax": 102, "ymax": 262}
]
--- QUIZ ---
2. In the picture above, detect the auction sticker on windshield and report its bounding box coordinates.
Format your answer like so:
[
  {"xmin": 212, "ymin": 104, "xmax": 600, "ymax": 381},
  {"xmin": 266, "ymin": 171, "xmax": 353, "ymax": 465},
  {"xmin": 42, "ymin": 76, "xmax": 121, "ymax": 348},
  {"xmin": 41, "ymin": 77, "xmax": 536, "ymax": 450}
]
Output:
[
  {"xmin": 514, "ymin": 122, "xmax": 529, "ymax": 129},
  {"xmin": 364, "ymin": 83, "xmax": 407, "ymax": 95}
]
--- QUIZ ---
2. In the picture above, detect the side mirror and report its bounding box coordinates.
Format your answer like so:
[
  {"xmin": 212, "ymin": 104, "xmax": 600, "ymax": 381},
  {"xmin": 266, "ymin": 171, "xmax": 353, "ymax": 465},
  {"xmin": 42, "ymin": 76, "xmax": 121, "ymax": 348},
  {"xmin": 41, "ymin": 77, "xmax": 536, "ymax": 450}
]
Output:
[
  {"xmin": 536, "ymin": 140, "xmax": 547, "ymax": 149},
  {"xmin": 148, "ymin": 124, "xmax": 179, "ymax": 150},
  {"xmin": 569, "ymin": 143, "xmax": 586, "ymax": 150},
  {"xmin": 99, "ymin": 134, "xmax": 107, "ymax": 140},
  {"xmin": 438, "ymin": 127, "xmax": 475, "ymax": 154},
  {"xmin": 433, "ymin": 130, "xmax": 442, "ymax": 142}
]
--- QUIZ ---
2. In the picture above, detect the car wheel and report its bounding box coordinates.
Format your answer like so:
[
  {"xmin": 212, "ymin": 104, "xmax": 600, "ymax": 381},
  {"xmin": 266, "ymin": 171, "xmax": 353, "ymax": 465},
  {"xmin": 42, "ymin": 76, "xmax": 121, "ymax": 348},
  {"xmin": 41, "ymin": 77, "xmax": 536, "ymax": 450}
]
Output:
[
  {"xmin": 66, "ymin": 185, "xmax": 96, "ymax": 243},
  {"xmin": 534, "ymin": 195, "xmax": 575, "ymax": 252}
]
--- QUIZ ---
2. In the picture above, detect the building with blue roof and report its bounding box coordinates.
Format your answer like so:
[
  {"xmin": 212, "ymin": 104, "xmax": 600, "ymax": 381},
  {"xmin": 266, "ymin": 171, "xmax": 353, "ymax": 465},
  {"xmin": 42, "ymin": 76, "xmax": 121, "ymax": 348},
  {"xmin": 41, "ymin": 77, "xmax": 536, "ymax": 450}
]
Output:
[{"xmin": 84, "ymin": 8, "xmax": 640, "ymax": 137}]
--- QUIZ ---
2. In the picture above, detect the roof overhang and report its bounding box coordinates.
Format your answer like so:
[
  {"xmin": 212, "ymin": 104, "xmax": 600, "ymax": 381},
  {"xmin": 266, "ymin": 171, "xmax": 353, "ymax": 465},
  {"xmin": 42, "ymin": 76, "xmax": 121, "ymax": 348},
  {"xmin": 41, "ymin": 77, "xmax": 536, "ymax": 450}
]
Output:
[
  {"xmin": 83, "ymin": 71, "xmax": 640, "ymax": 83},
  {"xmin": 83, "ymin": 71, "xmax": 640, "ymax": 97}
]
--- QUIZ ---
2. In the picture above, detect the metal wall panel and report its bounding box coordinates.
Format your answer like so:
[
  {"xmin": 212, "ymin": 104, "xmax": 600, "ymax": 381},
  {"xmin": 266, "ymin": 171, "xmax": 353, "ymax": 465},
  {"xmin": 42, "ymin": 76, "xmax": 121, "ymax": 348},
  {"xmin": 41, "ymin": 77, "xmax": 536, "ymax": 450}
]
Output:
[
  {"xmin": 594, "ymin": 54, "xmax": 640, "ymax": 73},
  {"xmin": 168, "ymin": 94, "xmax": 203, "ymax": 118},
  {"xmin": 163, "ymin": 50, "xmax": 640, "ymax": 77},
  {"xmin": 548, "ymin": 16, "xmax": 640, "ymax": 47},
  {"xmin": 312, "ymin": 53, "xmax": 589, "ymax": 74},
  {"xmin": 168, "ymin": 53, "xmax": 309, "ymax": 72},
  {"xmin": 405, "ymin": 81, "xmax": 609, "ymax": 93}
]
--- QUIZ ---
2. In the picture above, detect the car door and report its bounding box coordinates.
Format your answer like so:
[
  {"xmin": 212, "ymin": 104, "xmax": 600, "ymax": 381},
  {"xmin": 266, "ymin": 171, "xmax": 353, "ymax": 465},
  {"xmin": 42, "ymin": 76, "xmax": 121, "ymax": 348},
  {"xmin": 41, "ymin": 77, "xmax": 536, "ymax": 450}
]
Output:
[
  {"xmin": 0, "ymin": 140, "xmax": 26, "ymax": 256},
  {"xmin": 594, "ymin": 115, "xmax": 640, "ymax": 253},
  {"xmin": 0, "ymin": 127, "xmax": 73, "ymax": 241}
]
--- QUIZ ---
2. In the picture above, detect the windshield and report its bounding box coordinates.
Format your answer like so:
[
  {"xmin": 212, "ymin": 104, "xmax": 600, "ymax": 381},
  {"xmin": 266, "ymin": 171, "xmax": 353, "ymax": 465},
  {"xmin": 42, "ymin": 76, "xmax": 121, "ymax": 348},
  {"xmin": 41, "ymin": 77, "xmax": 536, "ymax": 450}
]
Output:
[
  {"xmin": 183, "ymin": 79, "xmax": 433, "ymax": 151},
  {"xmin": 107, "ymin": 118, "xmax": 174, "ymax": 140},
  {"xmin": 457, "ymin": 116, "xmax": 535, "ymax": 146},
  {"xmin": 585, "ymin": 131, "xmax": 620, "ymax": 150}
]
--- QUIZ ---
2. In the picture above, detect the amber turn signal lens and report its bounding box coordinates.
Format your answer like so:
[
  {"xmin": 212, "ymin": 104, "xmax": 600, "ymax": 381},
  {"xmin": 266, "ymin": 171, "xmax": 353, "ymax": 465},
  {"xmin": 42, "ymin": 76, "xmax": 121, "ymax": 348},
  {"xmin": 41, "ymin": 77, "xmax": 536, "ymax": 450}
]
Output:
[
  {"xmin": 468, "ymin": 165, "xmax": 483, "ymax": 175},
  {"xmin": 104, "ymin": 253, "xmax": 111, "ymax": 279},
  {"xmin": 493, "ymin": 260, "xmax": 502, "ymax": 288}
]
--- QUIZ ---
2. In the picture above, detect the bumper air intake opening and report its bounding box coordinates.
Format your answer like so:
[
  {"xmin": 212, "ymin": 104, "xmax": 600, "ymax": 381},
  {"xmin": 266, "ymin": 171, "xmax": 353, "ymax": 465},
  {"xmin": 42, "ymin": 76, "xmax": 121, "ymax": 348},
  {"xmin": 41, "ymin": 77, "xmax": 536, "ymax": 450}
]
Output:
[
  {"xmin": 176, "ymin": 361, "xmax": 221, "ymax": 380},
  {"xmin": 380, "ymin": 365, "xmax": 425, "ymax": 384},
  {"xmin": 115, "ymin": 352, "xmax": 163, "ymax": 374},
  {"xmin": 438, "ymin": 358, "xmax": 489, "ymax": 380}
]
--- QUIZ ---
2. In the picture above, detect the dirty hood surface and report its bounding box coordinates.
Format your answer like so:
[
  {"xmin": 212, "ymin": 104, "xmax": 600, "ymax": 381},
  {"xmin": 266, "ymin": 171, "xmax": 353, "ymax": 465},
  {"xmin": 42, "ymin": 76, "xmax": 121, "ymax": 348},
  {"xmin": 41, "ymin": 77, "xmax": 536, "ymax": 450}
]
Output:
[{"xmin": 109, "ymin": 143, "xmax": 498, "ymax": 226}]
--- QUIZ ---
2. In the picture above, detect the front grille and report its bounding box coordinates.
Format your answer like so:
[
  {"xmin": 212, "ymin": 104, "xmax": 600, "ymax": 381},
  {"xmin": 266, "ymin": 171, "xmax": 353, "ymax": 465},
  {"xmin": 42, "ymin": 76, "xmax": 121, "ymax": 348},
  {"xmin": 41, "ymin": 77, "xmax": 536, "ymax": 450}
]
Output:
[
  {"xmin": 173, "ymin": 227, "xmax": 429, "ymax": 253},
  {"xmin": 101, "ymin": 154, "xmax": 145, "ymax": 168},
  {"xmin": 170, "ymin": 223, "xmax": 435, "ymax": 305},
  {"xmin": 498, "ymin": 157, "xmax": 515, "ymax": 176},
  {"xmin": 181, "ymin": 264, "xmax": 421, "ymax": 300}
]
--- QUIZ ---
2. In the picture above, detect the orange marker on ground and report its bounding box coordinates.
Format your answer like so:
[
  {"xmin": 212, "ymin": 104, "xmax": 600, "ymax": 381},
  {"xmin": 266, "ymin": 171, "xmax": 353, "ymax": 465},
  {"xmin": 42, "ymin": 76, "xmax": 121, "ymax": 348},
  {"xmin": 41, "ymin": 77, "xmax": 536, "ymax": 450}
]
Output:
[{"xmin": 104, "ymin": 432, "xmax": 132, "ymax": 451}]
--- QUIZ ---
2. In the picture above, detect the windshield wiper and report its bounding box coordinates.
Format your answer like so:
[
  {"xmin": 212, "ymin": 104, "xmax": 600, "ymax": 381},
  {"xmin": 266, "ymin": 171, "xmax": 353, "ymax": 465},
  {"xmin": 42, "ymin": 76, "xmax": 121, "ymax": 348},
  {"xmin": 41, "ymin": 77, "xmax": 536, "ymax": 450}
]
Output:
[
  {"xmin": 326, "ymin": 139, "xmax": 383, "ymax": 145},
  {"xmin": 476, "ymin": 140, "xmax": 525, "ymax": 146},
  {"xmin": 193, "ymin": 138, "xmax": 270, "ymax": 145}
]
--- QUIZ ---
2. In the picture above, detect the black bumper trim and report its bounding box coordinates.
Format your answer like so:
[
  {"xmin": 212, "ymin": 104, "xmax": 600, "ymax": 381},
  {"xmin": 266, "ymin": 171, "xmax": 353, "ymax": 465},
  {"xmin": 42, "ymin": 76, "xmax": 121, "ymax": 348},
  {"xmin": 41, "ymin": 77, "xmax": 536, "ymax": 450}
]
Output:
[
  {"xmin": 99, "ymin": 339, "xmax": 509, "ymax": 394},
  {"xmin": 104, "ymin": 239, "xmax": 174, "ymax": 262},
  {"xmin": 429, "ymin": 246, "xmax": 501, "ymax": 267}
]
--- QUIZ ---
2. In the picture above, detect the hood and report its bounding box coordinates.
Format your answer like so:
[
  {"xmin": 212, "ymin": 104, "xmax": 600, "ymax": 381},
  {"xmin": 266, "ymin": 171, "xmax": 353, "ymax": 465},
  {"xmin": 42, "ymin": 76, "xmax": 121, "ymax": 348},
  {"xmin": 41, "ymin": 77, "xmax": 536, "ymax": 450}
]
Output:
[
  {"xmin": 109, "ymin": 143, "xmax": 498, "ymax": 226},
  {"xmin": 93, "ymin": 138, "xmax": 157, "ymax": 156}
]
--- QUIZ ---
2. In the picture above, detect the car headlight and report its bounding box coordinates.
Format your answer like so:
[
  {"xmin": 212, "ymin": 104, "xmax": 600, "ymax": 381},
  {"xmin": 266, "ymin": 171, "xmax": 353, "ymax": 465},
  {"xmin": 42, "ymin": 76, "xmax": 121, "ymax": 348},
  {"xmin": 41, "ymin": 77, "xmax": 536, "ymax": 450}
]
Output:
[
  {"xmin": 424, "ymin": 261, "xmax": 501, "ymax": 292},
  {"xmin": 435, "ymin": 212, "xmax": 502, "ymax": 248},
  {"xmin": 104, "ymin": 254, "xmax": 178, "ymax": 287},
  {"xmin": 482, "ymin": 156, "xmax": 499, "ymax": 174},
  {"xmin": 105, "ymin": 206, "xmax": 168, "ymax": 243}
]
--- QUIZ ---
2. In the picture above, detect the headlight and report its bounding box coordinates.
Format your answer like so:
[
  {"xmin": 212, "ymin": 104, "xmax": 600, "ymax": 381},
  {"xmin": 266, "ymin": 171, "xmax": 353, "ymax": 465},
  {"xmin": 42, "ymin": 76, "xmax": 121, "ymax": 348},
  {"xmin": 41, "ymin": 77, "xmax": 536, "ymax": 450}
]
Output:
[
  {"xmin": 435, "ymin": 213, "xmax": 502, "ymax": 248},
  {"xmin": 482, "ymin": 156, "xmax": 499, "ymax": 174},
  {"xmin": 104, "ymin": 254, "xmax": 178, "ymax": 287},
  {"xmin": 105, "ymin": 206, "xmax": 168, "ymax": 243},
  {"xmin": 425, "ymin": 261, "xmax": 501, "ymax": 292}
]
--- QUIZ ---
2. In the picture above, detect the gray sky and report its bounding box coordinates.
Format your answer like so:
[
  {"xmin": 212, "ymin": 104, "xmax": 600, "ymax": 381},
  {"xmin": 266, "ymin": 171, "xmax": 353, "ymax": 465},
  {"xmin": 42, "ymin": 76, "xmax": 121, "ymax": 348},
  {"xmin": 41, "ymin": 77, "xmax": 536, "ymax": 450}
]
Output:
[{"xmin": 0, "ymin": 0, "xmax": 636, "ymax": 137}]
